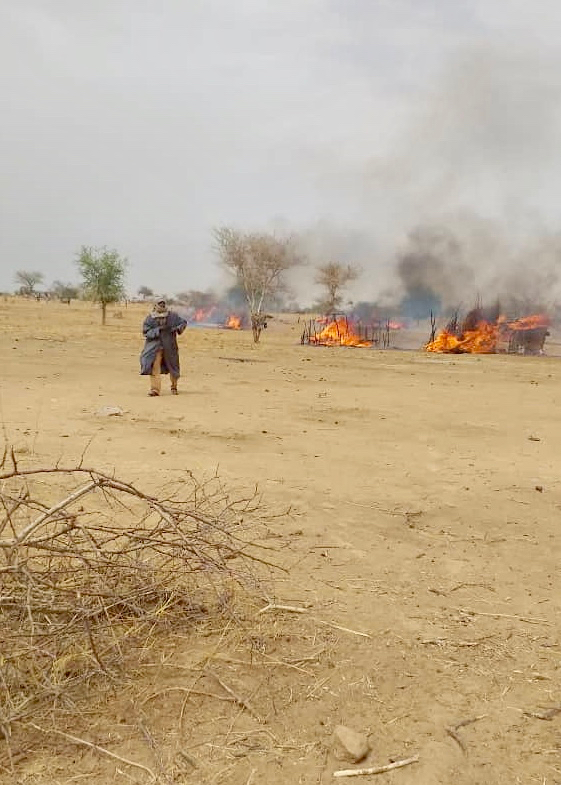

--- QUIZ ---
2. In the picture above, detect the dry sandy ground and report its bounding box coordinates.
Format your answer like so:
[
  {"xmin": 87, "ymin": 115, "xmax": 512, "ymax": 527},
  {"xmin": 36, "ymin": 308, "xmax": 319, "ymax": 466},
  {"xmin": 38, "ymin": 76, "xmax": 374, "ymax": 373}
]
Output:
[{"xmin": 1, "ymin": 298, "xmax": 561, "ymax": 785}]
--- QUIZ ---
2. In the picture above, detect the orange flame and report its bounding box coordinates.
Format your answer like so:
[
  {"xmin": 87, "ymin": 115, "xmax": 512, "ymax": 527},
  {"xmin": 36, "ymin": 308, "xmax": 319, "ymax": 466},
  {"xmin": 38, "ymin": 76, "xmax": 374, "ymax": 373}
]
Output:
[
  {"xmin": 426, "ymin": 322, "xmax": 497, "ymax": 353},
  {"xmin": 193, "ymin": 307, "xmax": 216, "ymax": 322},
  {"xmin": 503, "ymin": 314, "xmax": 549, "ymax": 331},
  {"xmin": 225, "ymin": 314, "xmax": 242, "ymax": 330},
  {"xmin": 427, "ymin": 314, "xmax": 549, "ymax": 354},
  {"xmin": 310, "ymin": 317, "xmax": 372, "ymax": 347}
]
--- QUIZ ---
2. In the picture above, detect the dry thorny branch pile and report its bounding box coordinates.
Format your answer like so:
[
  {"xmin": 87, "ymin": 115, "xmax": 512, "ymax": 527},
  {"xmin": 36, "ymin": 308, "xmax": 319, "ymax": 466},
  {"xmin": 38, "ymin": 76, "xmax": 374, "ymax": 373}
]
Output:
[{"xmin": 0, "ymin": 448, "xmax": 284, "ymax": 754}]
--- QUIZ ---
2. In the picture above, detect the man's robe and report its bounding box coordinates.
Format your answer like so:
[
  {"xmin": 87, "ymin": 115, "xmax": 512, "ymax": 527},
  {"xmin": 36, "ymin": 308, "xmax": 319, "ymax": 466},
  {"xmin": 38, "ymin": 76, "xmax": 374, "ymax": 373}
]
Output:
[{"xmin": 140, "ymin": 312, "xmax": 188, "ymax": 377}]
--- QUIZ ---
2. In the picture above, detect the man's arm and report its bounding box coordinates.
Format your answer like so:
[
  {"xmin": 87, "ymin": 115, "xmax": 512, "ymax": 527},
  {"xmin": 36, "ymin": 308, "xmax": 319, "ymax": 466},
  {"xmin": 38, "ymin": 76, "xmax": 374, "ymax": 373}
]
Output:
[
  {"xmin": 170, "ymin": 314, "xmax": 188, "ymax": 335},
  {"xmin": 143, "ymin": 316, "xmax": 161, "ymax": 340}
]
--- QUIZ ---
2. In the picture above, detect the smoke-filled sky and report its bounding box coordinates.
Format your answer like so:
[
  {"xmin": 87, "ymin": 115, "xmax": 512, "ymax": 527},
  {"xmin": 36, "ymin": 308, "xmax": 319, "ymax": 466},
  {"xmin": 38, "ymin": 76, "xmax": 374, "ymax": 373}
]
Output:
[{"xmin": 2, "ymin": 1, "xmax": 561, "ymax": 301}]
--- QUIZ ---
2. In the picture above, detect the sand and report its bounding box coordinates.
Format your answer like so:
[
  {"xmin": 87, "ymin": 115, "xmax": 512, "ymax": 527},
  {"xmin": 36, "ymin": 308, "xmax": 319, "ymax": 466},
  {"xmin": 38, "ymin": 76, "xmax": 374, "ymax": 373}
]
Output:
[{"xmin": 1, "ymin": 298, "xmax": 560, "ymax": 784}]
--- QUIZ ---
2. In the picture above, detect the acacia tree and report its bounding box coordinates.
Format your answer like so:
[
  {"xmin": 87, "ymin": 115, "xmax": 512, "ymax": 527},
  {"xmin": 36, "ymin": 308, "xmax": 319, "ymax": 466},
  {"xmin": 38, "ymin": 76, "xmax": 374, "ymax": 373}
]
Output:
[
  {"xmin": 15, "ymin": 270, "xmax": 44, "ymax": 296},
  {"xmin": 214, "ymin": 227, "xmax": 304, "ymax": 342},
  {"xmin": 51, "ymin": 280, "xmax": 80, "ymax": 302},
  {"xmin": 138, "ymin": 285, "xmax": 154, "ymax": 299},
  {"xmin": 76, "ymin": 246, "xmax": 127, "ymax": 325},
  {"xmin": 315, "ymin": 262, "xmax": 359, "ymax": 313}
]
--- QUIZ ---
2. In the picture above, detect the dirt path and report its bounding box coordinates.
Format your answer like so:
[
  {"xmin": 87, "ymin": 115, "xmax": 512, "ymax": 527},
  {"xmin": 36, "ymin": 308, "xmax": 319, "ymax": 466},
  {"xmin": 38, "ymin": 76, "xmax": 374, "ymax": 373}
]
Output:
[{"xmin": 1, "ymin": 299, "xmax": 560, "ymax": 784}]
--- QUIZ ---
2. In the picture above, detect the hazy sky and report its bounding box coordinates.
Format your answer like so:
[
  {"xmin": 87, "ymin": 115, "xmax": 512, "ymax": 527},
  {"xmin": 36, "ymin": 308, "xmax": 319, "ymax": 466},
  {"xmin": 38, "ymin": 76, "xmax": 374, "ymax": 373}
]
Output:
[{"xmin": 1, "ymin": 1, "xmax": 561, "ymax": 298}]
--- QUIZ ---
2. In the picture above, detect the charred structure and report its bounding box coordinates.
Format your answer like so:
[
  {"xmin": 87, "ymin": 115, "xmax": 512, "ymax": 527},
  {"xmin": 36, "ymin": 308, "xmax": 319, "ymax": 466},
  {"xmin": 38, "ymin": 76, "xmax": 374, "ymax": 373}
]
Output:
[
  {"xmin": 426, "ymin": 305, "xmax": 550, "ymax": 355},
  {"xmin": 301, "ymin": 314, "xmax": 394, "ymax": 348}
]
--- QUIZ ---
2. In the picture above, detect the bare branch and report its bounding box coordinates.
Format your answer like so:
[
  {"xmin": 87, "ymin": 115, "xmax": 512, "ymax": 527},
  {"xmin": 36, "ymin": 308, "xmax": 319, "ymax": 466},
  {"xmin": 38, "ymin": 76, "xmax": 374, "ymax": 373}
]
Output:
[
  {"xmin": 213, "ymin": 226, "xmax": 304, "ymax": 342},
  {"xmin": 0, "ymin": 458, "xmax": 284, "ymax": 743},
  {"xmin": 315, "ymin": 262, "xmax": 360, "ymax": 313}
]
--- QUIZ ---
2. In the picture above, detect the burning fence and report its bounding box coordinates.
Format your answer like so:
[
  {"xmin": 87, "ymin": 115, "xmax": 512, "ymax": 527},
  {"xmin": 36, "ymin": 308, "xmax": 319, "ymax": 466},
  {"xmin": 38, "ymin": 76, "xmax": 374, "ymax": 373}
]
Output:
[
  {"xmin": 426, "ymin": 308, "xmax": 550, "ymax": 355},
  {"xmin": 301, "ymin": 315, "xmax": 399, "ymax": 348}
]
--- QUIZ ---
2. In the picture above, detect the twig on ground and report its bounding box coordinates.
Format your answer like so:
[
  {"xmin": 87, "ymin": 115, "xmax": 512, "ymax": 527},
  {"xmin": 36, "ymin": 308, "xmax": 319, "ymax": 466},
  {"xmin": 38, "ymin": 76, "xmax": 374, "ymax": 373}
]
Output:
[
  {"xmin": 189, "ymin": 690, "xmax": 242, "ymax": 704},
  {"xmin": 385, "ymin": 713, "xmax": 410, "ymax": 726},
  {"xmin": 446, "ymin": 715, "xmax": 487, "ymax": 754},
  {"xmin": 450, "ymin": 582, "xmax": 495, "ymax": 593},
  {"xmin": 259, "ymin": 601, "xmax": 373, "ymax": 640},
  {"xmin": 206, "ymin": 670, "xmax": 262, "ymax": 722},
  {"xmin": 445, "ymin": 727, "xmax": 466, "ymax": 754},
  {"xmin": 0, "ymin": 724, "xmax": 14, "ymax": 777},
  {"xmin": 246, "ymin": 767, "xmax": 257, "ymax": 785},
  {"xmin": 177, "ymin": 619, "xmax": 234, "ymax": 736},
  {"xmin": 258, "ymin": 603, "xmax": 308, "ymax": 614},
  {"xmin": 454, "ymin": 715, "xmax": 488, "ymax": 730},
  {"xmin": 178, "ymin": 673, "xmax": 204, "ymax": 736},
  {"xmin": 253, "ymin": 605, "xmax": 372, "ymax": 639},
  {"xmin": 142, "ymin": 686, "xmax": 235, "ymax": 707},
  {"xmin": 207, "ymin": 653, "xmax": 309, "ymax": 674},
  {"xmin": 457, "ymin": 608, "xmax": 549, "ymax": 625},
  {"xmin": 421, "ymin": 637, "xmax": 493, "ymax": 648},
  {"xmin": 333, "ymin": 755, "xmax": 419, "ymax": 777},
  {"xmin": 523, "ymin": 707, "xmax": 561, "ymax": 721},
  {"xmin": 317, "ymin": 620, "xmax": 372, "ymax": 639},
  {"xmin": 28, "ymin": 723, "xmax": 158, "ymax": 782}
]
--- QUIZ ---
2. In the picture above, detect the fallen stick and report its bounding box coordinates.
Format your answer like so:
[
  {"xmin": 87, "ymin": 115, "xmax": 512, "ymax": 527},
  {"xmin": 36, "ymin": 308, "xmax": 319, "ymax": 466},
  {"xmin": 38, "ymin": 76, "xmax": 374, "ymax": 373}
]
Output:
[
  {"xmin": 446, "ymin": 715, "xmax": 487, "ymax": 754},
  {"xmin": 142, "ymin": 685, "xmax": 237, "ymax": 707},
  {"xmin": 523, "ymin": 706, "xmax": 561, "ymax": 721},
  {"xmin": 333, "ymin": 755, "xmax": 419, "ymax": 778},
  {"xmin": 454, "ymin": 715, "xmax": 487, "ymax": 730},
  {"xmin": 445, "ymin": 727, "xmax": 466, "ymax": 754},
  {"xmin": 207, "ymin": 653, "xmax": 312, "ymax": 674},
  {"xmin": 218, "ymin": 356, "xmax": 261, "ymax": 363},
  {"xmin": 258, "ymin": 603, "xmax": 308, "ymax": 614},
  {"xmin": 206, "ymin": 670, "xmax": 262, "ymax": 721},
  {"xmin": 28, "ymin": 723, "xmax": 157, "ymax": 782},
  {"xmin": 257, "ymin": 604, "xmax": 371, "ymax": 638},
  {"xmin": 317, "ymin": 620, "xmax": 372, "ymax": 639},
  {"xmin": 457, "ymin": 608, "xmax": 549, "ymax": 625},
  {"xmin": 420, "ymin": 638, "xmax": 491, "ymax": 648}
]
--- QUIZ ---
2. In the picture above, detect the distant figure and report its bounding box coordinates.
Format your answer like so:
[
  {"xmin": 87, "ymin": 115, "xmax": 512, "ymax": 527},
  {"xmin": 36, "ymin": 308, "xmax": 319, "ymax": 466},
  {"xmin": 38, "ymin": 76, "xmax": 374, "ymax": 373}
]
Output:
[{"xmin": 140, "ymin": 299, "xmax": 188, "ymax": 396}]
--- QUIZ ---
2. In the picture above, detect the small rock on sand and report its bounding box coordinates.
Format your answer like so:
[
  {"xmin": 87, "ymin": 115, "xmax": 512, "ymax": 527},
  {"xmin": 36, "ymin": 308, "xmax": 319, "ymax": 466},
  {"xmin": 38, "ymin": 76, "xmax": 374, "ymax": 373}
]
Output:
[
  {"xmin": 333, "ymin": 724, "xmax": 370, "ymax": 763},
  {"xmin": 96, "ymin": 406, "xmax": 124, "ymax": 417}
]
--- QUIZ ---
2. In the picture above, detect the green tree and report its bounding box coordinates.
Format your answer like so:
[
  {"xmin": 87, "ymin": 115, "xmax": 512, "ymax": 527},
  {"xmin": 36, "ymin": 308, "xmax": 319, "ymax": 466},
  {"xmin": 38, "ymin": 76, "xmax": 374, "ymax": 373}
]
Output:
[
  {"xmin": 76, "ymin": 246, "xmax": 127, "ymax": 325},
  {"xmin": 15, "ymin": 270, "xmax": 44, "ymax": 296}
]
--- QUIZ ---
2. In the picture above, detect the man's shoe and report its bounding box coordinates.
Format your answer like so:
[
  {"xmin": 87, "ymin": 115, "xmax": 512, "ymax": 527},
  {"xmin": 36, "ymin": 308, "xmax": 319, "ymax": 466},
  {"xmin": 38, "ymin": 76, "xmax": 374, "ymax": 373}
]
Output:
[
  {"xmin": 148, "ymin": 390, "xmax": 159, "ymax": 397},
  {"xmin": 171, "ymin": 388, "xmax": 178, "ymax": 395}
]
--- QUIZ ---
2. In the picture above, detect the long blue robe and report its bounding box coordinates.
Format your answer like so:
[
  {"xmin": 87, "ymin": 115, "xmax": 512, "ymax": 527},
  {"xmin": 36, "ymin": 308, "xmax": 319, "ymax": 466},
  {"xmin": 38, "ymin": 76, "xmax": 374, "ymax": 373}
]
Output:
[{"xmin": 140, "ymin": 312, "xmax": 188, "ymax": 377}]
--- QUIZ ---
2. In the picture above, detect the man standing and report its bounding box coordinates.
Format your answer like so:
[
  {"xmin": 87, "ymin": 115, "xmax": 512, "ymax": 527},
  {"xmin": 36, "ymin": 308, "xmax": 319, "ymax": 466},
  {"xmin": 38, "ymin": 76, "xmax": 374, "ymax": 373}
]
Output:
[{"xmin": 140, "ymin": 299, "xmax": 188, "ymax": 396}]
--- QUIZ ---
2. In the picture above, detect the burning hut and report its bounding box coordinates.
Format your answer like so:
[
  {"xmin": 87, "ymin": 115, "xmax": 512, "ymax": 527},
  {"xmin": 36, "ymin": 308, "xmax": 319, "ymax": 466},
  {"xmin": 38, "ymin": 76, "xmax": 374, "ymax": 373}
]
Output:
[
  {"xmin": 499, "ymin": 315, "xmax": 550, "ymax": 355},
  {"xmin": 426, "ymin": 308, "xmax": 550, "ymax": 355},
  {"xmin": 301, "ymin": 314, "xmax": 394, "ymax": 348}
]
